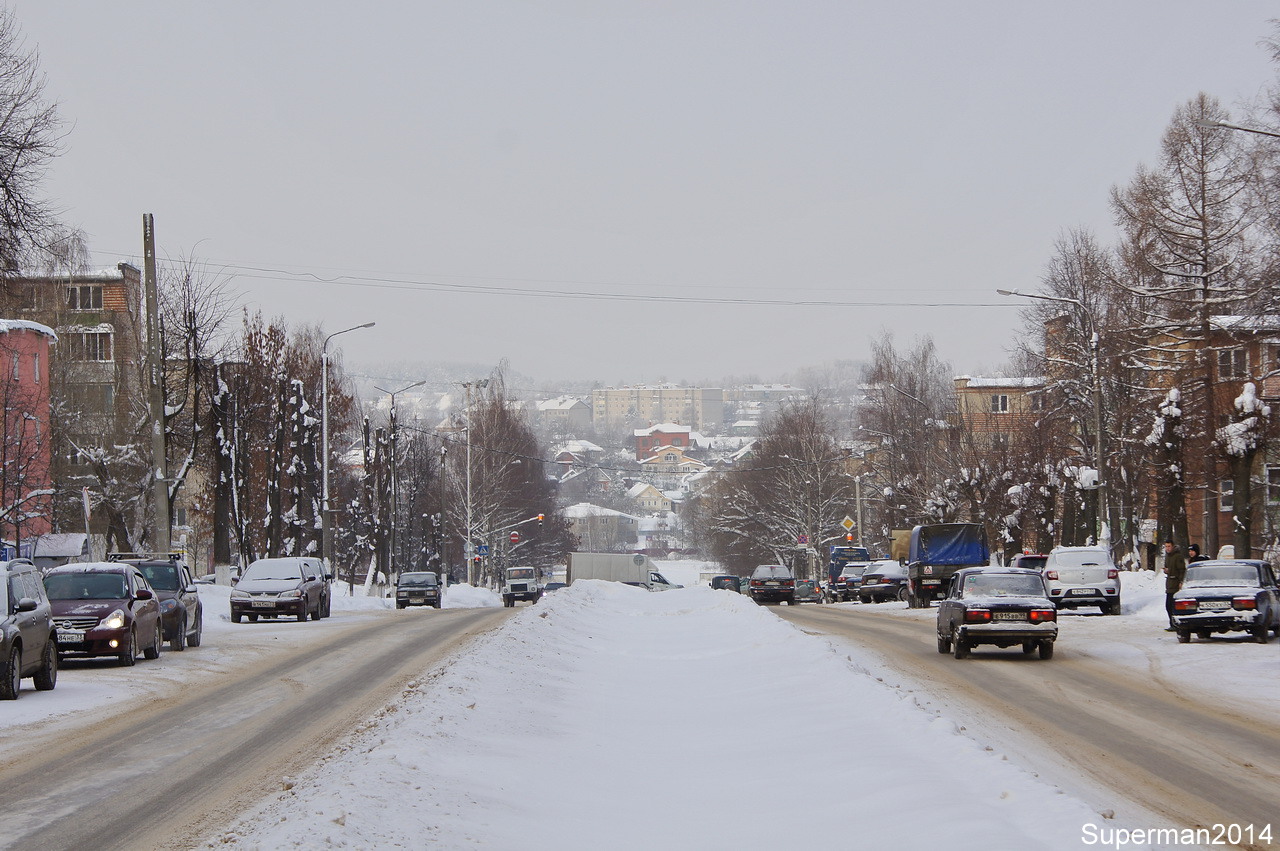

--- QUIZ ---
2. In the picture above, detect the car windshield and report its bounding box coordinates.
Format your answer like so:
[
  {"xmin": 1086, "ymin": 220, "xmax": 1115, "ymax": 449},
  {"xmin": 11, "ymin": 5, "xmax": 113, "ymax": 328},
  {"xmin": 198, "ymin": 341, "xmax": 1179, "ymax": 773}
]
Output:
[
  {"xmin": 962, "ymin": 574, "xmax": 1045, "ymax": 598},
  {"xmin": 399, "ymin": 573, "xmax": 438, "ymax": 587},
  {"xmin": 869, "ymin": 561, "xmax": 905, "ymax": 577},
  {"xmin": 1184, "ymin": 566, "xmax": 1259, "ymax": 588},
  {"xmin": 508, "ymin": 568, "xmax": 535, "ymax": 580},
  {"xmin": 840, "ymin": 566, "xmax": 867, "ymax": 578},
  {"xmin": 1015, "ymin": 556, "xmax": 1047, "ymax": 570},
  {"xmin": 752, "ymin": 566, "xmax": 791, "ymax": 579},
  {"xmin": 139, "ymin": 564, "xmax": 180, "ymax": 591},
  {"xmin": 241, "ymin": 561, "xmax": 303, "ymax": 581},
  {"xmin": 1049, "ymin": 550, "xmax": 1109, "ymax": 568},
  {"xmin": 45, "ymin": 572, "xmax": 128, "ymax": 600}
]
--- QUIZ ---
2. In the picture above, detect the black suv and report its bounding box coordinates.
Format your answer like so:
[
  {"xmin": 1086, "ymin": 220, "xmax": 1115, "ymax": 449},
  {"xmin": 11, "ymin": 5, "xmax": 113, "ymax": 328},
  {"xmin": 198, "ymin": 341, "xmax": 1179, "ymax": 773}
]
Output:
[
  {"xmin": 748, "ymin": 565, "xmax": 796, "ymax": 605},
  {"xmin": 2, "ymin": 558, "xmax": 58, "ymax": 699},
  {"xmin": 111, "ymin": 553, "xmax": 203, "ymax": 651}
]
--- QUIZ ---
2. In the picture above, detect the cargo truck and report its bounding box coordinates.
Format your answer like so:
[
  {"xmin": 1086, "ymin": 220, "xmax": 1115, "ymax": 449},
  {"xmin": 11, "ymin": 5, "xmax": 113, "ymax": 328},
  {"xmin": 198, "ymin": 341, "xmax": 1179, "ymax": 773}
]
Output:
[
  {"xmin": 906, "ymin": 523, "xmax": 989, "ymax": 608},
  {"xmin": 565, "ymin": 553, "xmax": 681, "ymax": 591}
]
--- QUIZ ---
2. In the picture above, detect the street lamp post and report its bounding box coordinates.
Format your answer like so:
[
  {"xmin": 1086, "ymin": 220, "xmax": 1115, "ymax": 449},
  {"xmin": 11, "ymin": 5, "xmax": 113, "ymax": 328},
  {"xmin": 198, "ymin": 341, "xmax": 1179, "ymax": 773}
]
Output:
[
  {"xmin": 460, "ymin": 378, "xmax": 489, "ymax": 585},
  {"xmin": 997, "ymin": 288, "xmax": 1107, "ymax": 547},
  {"xmin": 374, "ymin": 379, "xmax": 426, "ymax": 588},
  {"xmin": 1193, "ymin": 118, "xmax": 1280, "ymax": 139},
  {"xmin": 321, "ymin": 322, "xmax": 375, "ymax": 592}
]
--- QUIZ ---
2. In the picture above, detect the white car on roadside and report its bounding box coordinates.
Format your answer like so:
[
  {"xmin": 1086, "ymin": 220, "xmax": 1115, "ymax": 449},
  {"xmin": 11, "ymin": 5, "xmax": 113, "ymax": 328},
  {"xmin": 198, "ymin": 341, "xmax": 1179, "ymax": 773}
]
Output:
[{"xmin": 1042, "ymin": 546, "xmax": 1121, "ymax": 614}]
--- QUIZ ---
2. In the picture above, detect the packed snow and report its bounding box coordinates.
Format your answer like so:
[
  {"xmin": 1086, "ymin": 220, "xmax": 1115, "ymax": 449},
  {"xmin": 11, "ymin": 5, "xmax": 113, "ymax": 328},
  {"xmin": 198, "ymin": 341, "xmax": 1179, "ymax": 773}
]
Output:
[{"xmin": 212, "ymin": 580, "xmax": 1120, "ymax": 850}]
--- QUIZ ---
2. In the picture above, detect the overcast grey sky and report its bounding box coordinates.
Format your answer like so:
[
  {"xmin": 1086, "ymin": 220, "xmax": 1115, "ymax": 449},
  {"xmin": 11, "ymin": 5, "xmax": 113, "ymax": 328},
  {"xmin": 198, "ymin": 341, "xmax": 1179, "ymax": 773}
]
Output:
[{"xmin": 13, "ymin": 1, "xmax": 1279, "ymax": 386}]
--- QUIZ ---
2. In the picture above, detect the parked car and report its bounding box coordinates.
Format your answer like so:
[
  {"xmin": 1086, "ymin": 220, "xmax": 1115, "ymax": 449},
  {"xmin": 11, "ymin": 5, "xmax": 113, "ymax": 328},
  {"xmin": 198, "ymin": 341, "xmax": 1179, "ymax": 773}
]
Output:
[
  {"xmin": 44, "ymin": 562, "xmax": 164, "ymax": 666},
  {"xmin": 710, "ymin": 575, "xmax": 740, "ymax": 592},
  {"xmin": 112, "ymin": 553, "xmax": 203, "ymax": 651},
  {"xmin": 936, "ymin": 567, "xmax": 1058, "ymax": 660},
  {"xmin": 1042, "ymin": 546, "xmax": 1121, "ymax": 614},
  {"xmin": 859, "ymin": 560, "xmax": 909, "ymax": 603},
  {"xmin": 748, "ymin": 564, "xmax": 796, "ymax": 605},
  {"xmin": 230, "ymin": 557, "xmax": 329, "ymax": 623},
  {"xmin": 541, "ymin": 582, "xmax": 567, "ymax": 594},
  {"xmin": 1, "ymin": 558, "xmax": 58, "ymax": 699},
  {"xmin": 833, "ymin": 562, "xmax": 871, "ymax": 602},
  {"xmin": 1171, "ymin": 560, "xmax": 1280, "ymax": 644},
  {"xmin": 793, "ymin": 579, "xmax": 823, "ymax": 603},
  {"xmin": 1009, "ymin": 553, "xmax": 1048, "ymax": 571},
  {"xmin": 395, "ymin": 572, "xmax": 442, "ymax": 609}
]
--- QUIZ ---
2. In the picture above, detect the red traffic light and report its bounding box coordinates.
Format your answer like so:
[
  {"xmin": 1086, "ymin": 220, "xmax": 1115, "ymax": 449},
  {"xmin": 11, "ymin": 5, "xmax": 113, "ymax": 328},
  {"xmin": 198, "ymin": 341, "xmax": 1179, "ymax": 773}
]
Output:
[{"xmin": 510, "ymin": 531, "xmax": 520, "ymax": 543}]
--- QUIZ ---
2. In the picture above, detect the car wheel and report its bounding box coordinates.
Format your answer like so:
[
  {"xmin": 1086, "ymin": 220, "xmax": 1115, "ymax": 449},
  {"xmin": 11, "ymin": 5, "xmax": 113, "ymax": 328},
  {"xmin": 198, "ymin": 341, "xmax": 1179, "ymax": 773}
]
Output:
[
  {"xmin": 952, "ymin": 629, "xmax": 969, "ymax": 659},
  {"xmin": 1105, "ymin": 601, "xmax": 1121, "ymax": 616},
  {"xmin": 897, "ymin": 586, "xmax": 910, "ymax": 603},
  {"xmin": 859, "ymin": 595, "xmax": 871, "ymax": 604},
  {"xmin": 33, "ymin": 639, "xmax": 57, "ymax": 691},
  {"xmin": 247, "ymin": 613, "xmax": 258, "ymax": 623},
  {"xmin": 1176, "ymin": 630, "xmax": 1191, "ymax": 643},
  {"xmin": 143, "ymin": 621, "xmax": 162, "ymax": 660},
  {"xmin": 396, "ymin": 602, "xmax": 406, "ymax": 609},
  {"xmin": 297, "ymin": 606, "xmax": 308, "ymax": 623},
  {"xmin": 936, "ymin": 634, "xmax": 951, "ymax": 654},
  {"xmin": 118, "ymin": 630, "xmax": 137, "ymax": 667},
  {"xmin": 1253, "ymin": 622, "xmax": 1270, "ymax": 644},
  {"xmin": 310, "ymin": 600, "xmax": 322, "ymax": 621},
  {"xmin": 1, "ymin": 646, "xmax": 20, "ymax": 700},
  {"xmin": 1021, "ymin": 641, "xmax": 1036, "ymax": 654},
  {"xmin": 321, "ymin": 594, "xmax": 332, "ymax": 618},
  {"xmin": 188, "ymin": 614, "xmax": 202, "ymax": 648},
  {"xmin": 170, "ymin": 616, "xmax": 187, "ymax": 652},
  {"xmin": 1038, "ymin": 640, "xmax": 1054, "ymax": 660}
]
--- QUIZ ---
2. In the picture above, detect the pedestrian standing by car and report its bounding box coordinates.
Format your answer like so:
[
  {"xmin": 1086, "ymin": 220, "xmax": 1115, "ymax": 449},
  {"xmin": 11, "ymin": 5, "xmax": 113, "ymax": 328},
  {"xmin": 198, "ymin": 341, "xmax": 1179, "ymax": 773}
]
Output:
[
  {"xmin": 1162, "ymin": 540, "xmax": 1186, "ymax": 630},
  {"xmin": 1188, "ymin": 544, "xmax": 1209, "ymax": 563}
]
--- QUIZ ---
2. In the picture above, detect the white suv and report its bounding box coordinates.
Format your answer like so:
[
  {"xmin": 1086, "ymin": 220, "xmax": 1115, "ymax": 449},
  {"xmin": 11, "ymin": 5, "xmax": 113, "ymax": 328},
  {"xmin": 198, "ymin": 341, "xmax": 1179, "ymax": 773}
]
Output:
[{"xmin": 1042, "ymin": 546, "xmax": 1121, "ymax": 615}]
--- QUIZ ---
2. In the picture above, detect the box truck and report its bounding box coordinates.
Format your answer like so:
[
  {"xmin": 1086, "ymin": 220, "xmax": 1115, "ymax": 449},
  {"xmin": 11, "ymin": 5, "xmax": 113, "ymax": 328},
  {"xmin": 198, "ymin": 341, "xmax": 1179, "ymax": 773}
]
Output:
[{"xmin": 566, "ymin": 553, "xmax": 681, "ymax": 591}]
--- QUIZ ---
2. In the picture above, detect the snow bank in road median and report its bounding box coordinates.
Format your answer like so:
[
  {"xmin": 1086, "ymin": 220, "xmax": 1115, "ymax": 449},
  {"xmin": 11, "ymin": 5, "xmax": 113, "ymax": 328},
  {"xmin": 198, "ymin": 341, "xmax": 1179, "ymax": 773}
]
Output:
[
  {"xmin": 214, "ymin": 580, "xmax": 1114, "ymax": 850},
  {"xmin": 442, "ymin": 583, "xmax": 502, "ymax": 608}
]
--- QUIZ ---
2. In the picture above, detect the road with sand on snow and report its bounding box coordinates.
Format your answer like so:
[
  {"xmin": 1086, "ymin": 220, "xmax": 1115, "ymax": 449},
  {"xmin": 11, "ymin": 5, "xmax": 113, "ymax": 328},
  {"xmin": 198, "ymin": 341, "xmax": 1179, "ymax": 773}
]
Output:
[
  {"xmin": 0, "ymin": 607, "xmax": 510, "ymax": 851},
  {"xmin": 779, "ymin": 603, "xmax": 1280, "ymax": 848}
]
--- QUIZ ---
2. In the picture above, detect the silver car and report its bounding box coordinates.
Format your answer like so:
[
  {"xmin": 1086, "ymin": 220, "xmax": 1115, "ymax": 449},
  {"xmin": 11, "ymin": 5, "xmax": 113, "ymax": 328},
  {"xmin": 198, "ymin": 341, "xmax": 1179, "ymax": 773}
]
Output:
[{"xmin": 1042, "ymin": 546, "xmax": 1121, "ymax": 614}]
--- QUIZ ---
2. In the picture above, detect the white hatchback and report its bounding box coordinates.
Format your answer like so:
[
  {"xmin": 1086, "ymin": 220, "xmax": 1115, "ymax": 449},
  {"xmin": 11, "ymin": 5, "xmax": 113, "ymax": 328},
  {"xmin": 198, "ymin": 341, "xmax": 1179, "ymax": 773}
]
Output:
[{"xmin": 1042, "ymin": 546, "xmax": 1121, "ymax": 615}]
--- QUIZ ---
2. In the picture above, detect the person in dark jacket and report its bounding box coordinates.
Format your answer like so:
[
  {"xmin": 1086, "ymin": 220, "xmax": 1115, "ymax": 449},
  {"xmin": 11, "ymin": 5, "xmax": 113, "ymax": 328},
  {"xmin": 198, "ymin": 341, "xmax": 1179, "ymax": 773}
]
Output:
[
  {"xmin": 1188, "ymin": 544, "xmax": 1209, "ymax": 562},
  {"xmin": 1163, "ymin": 540, "xmax": 1187, "ymax": 629}
]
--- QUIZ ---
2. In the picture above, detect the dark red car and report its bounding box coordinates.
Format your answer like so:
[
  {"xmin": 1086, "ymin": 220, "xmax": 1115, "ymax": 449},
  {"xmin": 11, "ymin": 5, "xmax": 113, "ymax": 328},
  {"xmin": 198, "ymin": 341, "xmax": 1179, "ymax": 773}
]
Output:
[{"xmin": 44, "ymin": 562, "xmax": 164, "ymax": 666}]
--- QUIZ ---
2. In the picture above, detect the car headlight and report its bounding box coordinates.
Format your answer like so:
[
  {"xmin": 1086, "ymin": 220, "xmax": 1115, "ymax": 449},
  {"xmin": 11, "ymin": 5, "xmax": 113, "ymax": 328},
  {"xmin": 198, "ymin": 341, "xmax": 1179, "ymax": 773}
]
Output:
[
  {"xmin": 279, "ymin": 590, "xmax": 302, "ymax": 599},
  {"xmin": 231, "ymin": 589, "xmax": 250, "ymax": 599},
  {"xmin": 160, "ymin": 599, "xmax": 179, "ymax": 612},
  {"xmin": 102, "ymin": 609, "xmax": 126, "ymax": 630}
]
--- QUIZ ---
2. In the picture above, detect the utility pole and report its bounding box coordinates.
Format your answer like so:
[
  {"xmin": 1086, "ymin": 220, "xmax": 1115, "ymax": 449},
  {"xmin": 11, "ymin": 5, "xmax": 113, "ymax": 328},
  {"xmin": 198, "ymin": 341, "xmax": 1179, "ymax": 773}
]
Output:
[{"xmin": 143, "ymin": 214, "xmax": 170, "ymax": 552}]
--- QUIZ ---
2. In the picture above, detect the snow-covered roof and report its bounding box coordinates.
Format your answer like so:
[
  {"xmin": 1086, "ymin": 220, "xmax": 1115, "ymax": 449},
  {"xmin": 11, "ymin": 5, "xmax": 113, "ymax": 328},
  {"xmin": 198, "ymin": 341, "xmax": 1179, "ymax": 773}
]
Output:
[
  {"xmin": 634, "ymin": 423, "xmax": 692, "ymax": 437},
  {"xmin": 627, "ymin": 482, "xmax": 662, "ymax": 498},
  {"xmin": 537, "ymin": 396, "xmax": 588, "ymax": 411},
  {"xmin": 0, "ymin": 319, "xmax": 56, "ymax": 339},
  {"xmin": 554, "ymin": 439, "xmax": 603, "ymax": 455},
  {"xmin": 563, "ymin": 502, "xmax": 637, "ymax": 521},
  {"xmin": 956, "ymin": 375, "xmax": 1045, "ymax": 389},
  {"xmin": 1210, "ymin": 315, "xmax": 1280, "ymax": 332}
]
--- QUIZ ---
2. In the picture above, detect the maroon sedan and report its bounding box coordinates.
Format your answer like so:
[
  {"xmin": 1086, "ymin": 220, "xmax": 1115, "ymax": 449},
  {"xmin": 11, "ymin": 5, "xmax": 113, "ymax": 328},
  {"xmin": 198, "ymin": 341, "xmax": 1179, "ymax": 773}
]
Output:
[{"xmin": 44, "ymin": 563, "xmax": 164, "ymax": 666}]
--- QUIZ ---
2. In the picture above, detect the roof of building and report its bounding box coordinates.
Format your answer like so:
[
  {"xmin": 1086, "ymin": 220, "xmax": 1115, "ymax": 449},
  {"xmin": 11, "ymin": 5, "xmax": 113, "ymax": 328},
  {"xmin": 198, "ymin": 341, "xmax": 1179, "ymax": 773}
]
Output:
[
  {"xmin": 563, "ymin": 502, "xmax": 637, "ymax": 520},
  {"xmin": 634, "ymin": 423, "xmax": 693, "ymax": 437},
  {"xmin": 537, "ymin": 396, "xmax": 589, "ymax": 411},
  {"xmin": 0, "ymin": 319, "xmax": 57, "ymax": 339},
  {"xmin": 956, "ymin": 375, "xmax": 1046, "ymax": 389}
]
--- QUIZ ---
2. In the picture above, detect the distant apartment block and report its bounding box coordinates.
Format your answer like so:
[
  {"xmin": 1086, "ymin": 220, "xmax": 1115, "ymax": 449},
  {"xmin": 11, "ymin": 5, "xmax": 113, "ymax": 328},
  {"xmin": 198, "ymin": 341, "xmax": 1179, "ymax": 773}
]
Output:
[{"xmin": 591, "ymin": 385, "xmax": 723, "ymax": 431}]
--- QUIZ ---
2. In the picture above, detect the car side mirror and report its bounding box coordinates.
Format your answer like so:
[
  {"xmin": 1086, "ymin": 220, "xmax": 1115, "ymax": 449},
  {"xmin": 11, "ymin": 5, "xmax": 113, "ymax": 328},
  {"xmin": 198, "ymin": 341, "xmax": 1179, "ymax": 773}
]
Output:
[
  {"xmin": 324, "ymin": 572, "xmax": 334, "ymax": 582},
  {"xmin": 185, "ymin": 584, "xmax": 198, "ymax": 594},
  {"xmin": 306, "ymin": 575, "xmax": 318, "ymax": 582},
  {"xmin": 135, "ymin": 589, "xmax": 154, "ymax": 601},
  {"xmin": 15, "ymin": 597, "xmax": 38, "ymax": 613}
]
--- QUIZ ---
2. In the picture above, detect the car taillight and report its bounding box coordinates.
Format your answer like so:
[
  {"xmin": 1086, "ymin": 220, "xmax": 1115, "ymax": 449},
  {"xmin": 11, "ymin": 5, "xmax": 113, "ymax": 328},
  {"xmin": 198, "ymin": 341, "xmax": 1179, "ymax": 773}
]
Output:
[
  {"xmin": 783, "ymin": 580, "xmax": 794, "ymax": 588},
  {"xmin": 1232, "ymin": 597, "xmax": 1257, "ymax": 611},
  {"xmin": 1045, "ymin": 570, "xmax": 1059, "ymax": 580},
  {"xmin": 1029, "ymin": 609, "xmax": 1056, "ymax": 623},
  {"xmin": 1107, "ymin": 569, "xmax": 1118, "ymax": 580},
  {"xmin": 965, "ymin": 609, "xmax": 991, "ymax": 623},
  {"xmin": 750, "ymin": 580, "xmax": 762, "ymax": 587},
  {"xmin": 1172, "ymin": 599, "xmax": 1198, "ymax": 612}
]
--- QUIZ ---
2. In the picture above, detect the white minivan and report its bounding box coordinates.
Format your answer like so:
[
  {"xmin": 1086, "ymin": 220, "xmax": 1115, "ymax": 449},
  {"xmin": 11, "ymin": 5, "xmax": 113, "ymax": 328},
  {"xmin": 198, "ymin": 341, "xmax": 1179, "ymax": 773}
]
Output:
[{"xmin": 1042, "ymin": 546, "xmax": 1121, "ymax": 614}]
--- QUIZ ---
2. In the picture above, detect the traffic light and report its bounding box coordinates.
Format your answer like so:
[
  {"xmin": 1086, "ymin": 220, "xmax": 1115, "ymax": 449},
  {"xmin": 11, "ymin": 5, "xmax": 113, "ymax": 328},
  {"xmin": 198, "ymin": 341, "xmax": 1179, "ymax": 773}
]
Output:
[
  {"xmin": 537, "ymin": 513, "xmax": 545, "ymax": 525},
  {"xmin": 845, "ymin": 533, "xmax": 853, "ymax": 542}
]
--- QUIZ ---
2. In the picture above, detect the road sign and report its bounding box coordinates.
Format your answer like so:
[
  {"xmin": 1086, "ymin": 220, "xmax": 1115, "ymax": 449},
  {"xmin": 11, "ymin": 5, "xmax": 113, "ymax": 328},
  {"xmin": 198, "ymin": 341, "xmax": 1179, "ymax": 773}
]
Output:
[
  {"xmin": 841, "ymin": 515, "xmax": 855, "ymax": 531},
  {"xmin": 510, "ymin": 531, "xmax": 520, "ymax": 543},
  {"xmin": 476, "ymin": 544, "xmax": 490, "ymax": 555},
  {"xmin": 798, "ymin": 534, "xmax": 809, "ymax": 544}
]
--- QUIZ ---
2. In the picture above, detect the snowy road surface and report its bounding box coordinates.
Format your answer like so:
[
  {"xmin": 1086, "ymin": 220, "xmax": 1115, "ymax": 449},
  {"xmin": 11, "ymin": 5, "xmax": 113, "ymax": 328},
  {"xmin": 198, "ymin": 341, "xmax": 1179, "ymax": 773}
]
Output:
[
  {"xmin": 203, "ymin": 581, "xmax": 1171, "ymax": 850},
  {"xmin": 0, "ymin": 588, "xmax": 507, "ymax": 851}
]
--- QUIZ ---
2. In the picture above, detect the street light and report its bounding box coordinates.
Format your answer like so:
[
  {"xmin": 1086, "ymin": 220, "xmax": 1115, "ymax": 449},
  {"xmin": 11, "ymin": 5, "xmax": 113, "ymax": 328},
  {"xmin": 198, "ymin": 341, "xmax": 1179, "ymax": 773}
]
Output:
[
  {"xmin": 1193, "ymin": 118, "xmax": 1280, "ymax": 139},
  {"xmin": 374, "ymin": 379, "xmax": 427, "ymax": 587},
  {"xmin": 321, "ymin": 321, "xmax": 375, "ymax": 591},
  {"xmin": 461, "ymin": 378, "xmax": 489, "ymax": 585},
  {"xmin": 998, "ymin": 288, "xmax": 1107, "ymax": 547}
]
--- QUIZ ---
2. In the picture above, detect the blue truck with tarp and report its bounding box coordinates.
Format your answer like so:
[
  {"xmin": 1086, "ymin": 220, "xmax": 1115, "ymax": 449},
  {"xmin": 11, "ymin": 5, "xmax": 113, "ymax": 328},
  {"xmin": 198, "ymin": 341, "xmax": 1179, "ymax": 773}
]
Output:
[
  {"xmin": 906, "ymin": 523, "xmax": 989, "ymax": 608},
  {"xmin": 827, "ymin": 545, "xmax": 872, "ymax": 602}
]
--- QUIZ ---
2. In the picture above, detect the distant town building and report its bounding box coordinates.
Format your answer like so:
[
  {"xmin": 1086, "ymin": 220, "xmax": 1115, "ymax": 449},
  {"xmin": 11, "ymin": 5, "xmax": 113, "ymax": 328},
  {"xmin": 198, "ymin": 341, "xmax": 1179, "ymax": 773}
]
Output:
[
  {"xmin": 0, "ymin": 320, "xmax": 55, "ymax": 548},
  {"xmin": 633, "ymin": 423, "xmax": 692, "ymax": 460},
  {"xmin": 591, "ymin": 385, "xmax": 724, "ymax": 431},
  {"xmin": 535, "ymin": 396, "xmax": 592, "ymax": 433}
]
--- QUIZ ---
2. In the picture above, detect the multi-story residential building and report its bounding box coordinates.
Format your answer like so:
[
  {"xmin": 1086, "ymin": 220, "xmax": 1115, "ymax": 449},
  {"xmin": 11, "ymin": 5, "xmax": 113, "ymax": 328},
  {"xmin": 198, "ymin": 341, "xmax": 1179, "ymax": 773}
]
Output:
[
  {"xmin": 626, "ymin": 482, "xmax": 672, "ymax": 515},
  {"xmin": 0, "ymin": 320, "xmax": 55, "ymax": 549},
  {"xmin": 591, "ymin": 385, "xmax": 724, "ymax": 432},
  {"xmin": 535, "ymin": 396, "xmax": 591, "ymax": 433},
  {"xmin": 952, "ymin": 375, "xmax": 1045, "ymax": 438}
]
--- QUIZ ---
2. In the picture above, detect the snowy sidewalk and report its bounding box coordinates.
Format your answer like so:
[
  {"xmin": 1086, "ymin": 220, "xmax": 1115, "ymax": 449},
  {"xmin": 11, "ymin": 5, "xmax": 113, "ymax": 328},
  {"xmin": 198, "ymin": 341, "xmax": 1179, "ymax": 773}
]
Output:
[{"xmin": 215, "ymin": 582, "xmax": 1118, "ymax": 850}]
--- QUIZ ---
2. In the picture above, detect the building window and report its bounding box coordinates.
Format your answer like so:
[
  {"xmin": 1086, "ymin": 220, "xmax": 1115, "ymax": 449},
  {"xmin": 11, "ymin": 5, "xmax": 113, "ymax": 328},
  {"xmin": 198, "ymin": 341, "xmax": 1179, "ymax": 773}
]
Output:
[
  {"xmin": 1220, "ymin": 480, "xmax": 1234, "ymax": 513},
  {"xmin": 68, "ymin": 383, "xmax": 114, "ymax": 411},
  {"xmin": 68, "ymin": 332, "xmax": 113, "ymax": 362},
  {"xmin": 990, "ymin": 394, "xmax": 1009, "ymax": 413},
  {"xmin": 1217, "ymin": 348, "xmax": 1247, "ymax": 380},
  {"xmin": 10, "ymin": 354, "xmax": 17, "ymax": 381},
  {"xmin": 67, "ymin": 285, "xmax": 103, "ymax": 311},
  {"xmin": 32, "ymin": 352, "xmax": 38, "ymax": 383},
  {"xmin": 1268, "ymin": 467, "xmax": 1280, "ymax": 505}
]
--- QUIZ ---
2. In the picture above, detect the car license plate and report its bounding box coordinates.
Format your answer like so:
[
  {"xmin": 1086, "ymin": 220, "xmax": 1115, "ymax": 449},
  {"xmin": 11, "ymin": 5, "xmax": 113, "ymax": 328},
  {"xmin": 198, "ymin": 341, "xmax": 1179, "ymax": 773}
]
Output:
[
  {"xmin": 57, "ymin": 630, "xmax": 84, "ymax": 642},
  {"xmin": 251, "ymin": 600, "xmax": 276, "ymax": 608},
  {"xmin": 1068, "ymin": 588, "xmax": 1095, "ymax": 596},
  {"xmin": 409, "ymin": 597, "xmax": 425, "ymax": 604},
  {"xmin": 922, "ymin": 580, "xmax": 940, "ymax": 586},
  {"xmin": 1199, "ymin": 600, "xmax": 1231, "ymax": 611},
  {"xmin": 766, "ymin": 581, "xmax": 778, "ymax": 586},
  {"xmin": 993, "ymin": 612, "xmax": 1026, "ymax": 621}
]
